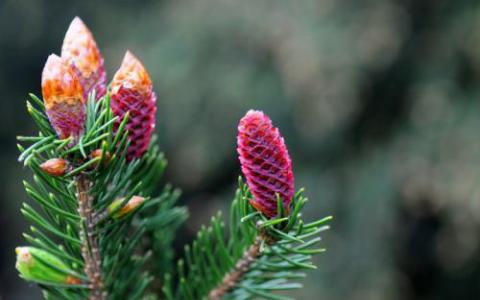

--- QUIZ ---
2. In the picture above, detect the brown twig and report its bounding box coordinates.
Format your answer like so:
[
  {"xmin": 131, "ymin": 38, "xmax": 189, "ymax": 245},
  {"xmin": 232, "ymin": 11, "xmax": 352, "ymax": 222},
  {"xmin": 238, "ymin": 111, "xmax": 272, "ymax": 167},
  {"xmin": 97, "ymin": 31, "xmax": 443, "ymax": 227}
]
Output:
[
  {"xmin": 77, "ymin": 174, "xmax": 106, "ymax": 300},
  {"xmin": 208, "ymin": 235, "xmax": 265, "ymax": 300}
]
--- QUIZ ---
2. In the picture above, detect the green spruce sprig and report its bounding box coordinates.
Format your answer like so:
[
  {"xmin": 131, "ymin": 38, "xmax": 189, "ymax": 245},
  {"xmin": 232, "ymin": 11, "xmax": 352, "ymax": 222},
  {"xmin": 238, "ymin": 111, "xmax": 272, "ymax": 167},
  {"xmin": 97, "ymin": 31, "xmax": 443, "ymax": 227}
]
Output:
[
  {"xmin": 164, "ymin": 179, "xmax": 331, "ymax": 300},
  {"xmin": 17, "ymin": 93, "xmax": 185, "ymax": 300}
]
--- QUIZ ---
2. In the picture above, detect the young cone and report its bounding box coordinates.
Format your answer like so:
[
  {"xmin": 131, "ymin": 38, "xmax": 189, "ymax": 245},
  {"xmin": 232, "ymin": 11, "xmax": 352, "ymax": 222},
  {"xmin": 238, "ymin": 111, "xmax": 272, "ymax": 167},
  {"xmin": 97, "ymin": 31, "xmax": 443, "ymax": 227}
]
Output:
[
  {"xmin": 237, "ymin": 110, "xmax": 294, "ymax": 217},
  {"xmin": 41, "ymin": 54, "xmax": 85, "ymax": 142},
  {"xmin": 111, "ymin": 51, "xmax": 156, "ymax": 160},
  {"xmin": 61, "ymin": 17, "xmax": 106, "ymax": 100}
]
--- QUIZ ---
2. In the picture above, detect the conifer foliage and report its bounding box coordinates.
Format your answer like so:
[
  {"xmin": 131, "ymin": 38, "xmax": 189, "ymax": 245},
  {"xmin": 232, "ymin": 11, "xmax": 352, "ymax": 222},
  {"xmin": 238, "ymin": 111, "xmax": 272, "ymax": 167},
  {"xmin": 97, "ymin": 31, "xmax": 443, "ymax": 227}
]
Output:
[{"xmin": 16, "ymin": 17, "xmax": 331, "ymax": 300}]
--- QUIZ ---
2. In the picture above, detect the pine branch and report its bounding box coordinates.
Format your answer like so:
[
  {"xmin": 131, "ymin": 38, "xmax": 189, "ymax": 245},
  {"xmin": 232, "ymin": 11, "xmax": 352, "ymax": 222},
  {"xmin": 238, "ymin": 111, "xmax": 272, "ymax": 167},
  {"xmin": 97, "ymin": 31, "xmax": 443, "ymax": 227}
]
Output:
[
  {"xmin": 16, "ymin": 93, "xmax": 185, "ymax": 300},
  {"xmin": 163, "ymin": 110, "xmax": 332, "ymax": 300},
  {"xmin": 164, "ymin": 180, "xmax": 331, "ymax": 300}
]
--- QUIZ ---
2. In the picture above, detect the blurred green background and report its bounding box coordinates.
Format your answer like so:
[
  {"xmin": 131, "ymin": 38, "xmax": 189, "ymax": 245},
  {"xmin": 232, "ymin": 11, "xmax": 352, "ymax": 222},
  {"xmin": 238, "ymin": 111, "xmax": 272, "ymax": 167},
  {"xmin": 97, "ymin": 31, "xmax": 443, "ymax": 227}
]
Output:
[{"xmin": 2, "ymin": 0, "xmax": 480, "ymax": 299}]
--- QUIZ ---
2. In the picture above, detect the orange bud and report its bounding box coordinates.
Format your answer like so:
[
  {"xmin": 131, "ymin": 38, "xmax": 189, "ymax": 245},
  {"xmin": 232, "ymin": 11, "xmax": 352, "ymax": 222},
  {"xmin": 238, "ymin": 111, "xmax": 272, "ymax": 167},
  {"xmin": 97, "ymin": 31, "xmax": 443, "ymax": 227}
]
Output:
[
  {"xmin": 108, "ymin": 196, "xmax": 146, "ymax": 219},
  {"xmin": 119, "ymin": 196, "xmax": 145, "ymax": 216},
  {"xmin": 40, "ymin": 158, "xmax": 69, "ymax": 176},
  {"xmin": 90, "ymin": 149, "xmax": 111, "ymax": 165},
  {"xmin": 66, "ymin": 275, "xmax": 82, "ymax": 285}
]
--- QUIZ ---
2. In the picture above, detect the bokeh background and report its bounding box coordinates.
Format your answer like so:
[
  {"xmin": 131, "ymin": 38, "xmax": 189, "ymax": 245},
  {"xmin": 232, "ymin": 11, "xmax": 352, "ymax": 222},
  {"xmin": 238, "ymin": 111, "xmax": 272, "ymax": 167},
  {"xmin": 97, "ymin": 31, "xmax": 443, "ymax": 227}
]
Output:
[{"xmin": 2, "ymin": 0, "xmax": 480, "ymax": 299}]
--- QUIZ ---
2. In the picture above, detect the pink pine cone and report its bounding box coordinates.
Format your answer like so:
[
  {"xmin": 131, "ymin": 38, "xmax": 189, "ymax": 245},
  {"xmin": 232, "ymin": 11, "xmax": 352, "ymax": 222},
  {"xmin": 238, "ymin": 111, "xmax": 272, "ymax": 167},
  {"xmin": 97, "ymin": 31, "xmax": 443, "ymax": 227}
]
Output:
[
  {"xmin": 61, "ymin": 17, "xmax": 106, "ymax": 100},
  {"xmin": 41, "ymin": 54, "xmax": 85, "ymax": 142},
  {"xmin": 111, "ymin": 51, "xmax": 156, "ymax": 161},
  {"xmin": 237, "ymin": 110, "xmax": 295, "ymax": 218}
]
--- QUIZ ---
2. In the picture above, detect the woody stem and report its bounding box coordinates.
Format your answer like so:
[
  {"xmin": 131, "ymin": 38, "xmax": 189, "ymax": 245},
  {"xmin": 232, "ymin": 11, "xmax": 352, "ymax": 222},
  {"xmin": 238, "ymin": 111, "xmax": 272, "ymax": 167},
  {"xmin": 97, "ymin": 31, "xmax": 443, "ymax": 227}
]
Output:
[
  {"xmin": 77, "ymin": 174, "xmax": 105, "ymax": 300},
  {"xmin": 207, "ymin": 235, "xmax": 265, "ymax": 300}
]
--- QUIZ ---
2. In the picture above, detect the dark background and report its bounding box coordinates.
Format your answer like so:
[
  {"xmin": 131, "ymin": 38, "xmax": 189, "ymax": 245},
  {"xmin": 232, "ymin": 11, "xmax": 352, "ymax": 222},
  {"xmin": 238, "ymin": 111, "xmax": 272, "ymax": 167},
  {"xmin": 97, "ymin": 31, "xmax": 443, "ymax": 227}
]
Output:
[{"xmin": 2, "ymin": 0, "xmax": 480, "ymax": 299}]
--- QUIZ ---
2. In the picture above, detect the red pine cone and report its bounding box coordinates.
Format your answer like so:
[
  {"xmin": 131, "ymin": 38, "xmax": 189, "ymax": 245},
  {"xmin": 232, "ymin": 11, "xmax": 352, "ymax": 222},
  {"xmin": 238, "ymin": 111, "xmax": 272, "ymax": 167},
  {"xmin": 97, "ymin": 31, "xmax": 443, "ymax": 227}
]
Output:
[
  {"xmin": 237, "ymin": 110, "xmax": 295, "ymax": 218},
  {"xmin": 110, "ymin": 51, "xmax": 156, "ymax": 161},
  {"xmin": 41, "ymin": 54, "xmax": 85, "ymax": 142},
  {"xmin": 61, "ymin": 17, "xmax": 106, "ymax": 100}
]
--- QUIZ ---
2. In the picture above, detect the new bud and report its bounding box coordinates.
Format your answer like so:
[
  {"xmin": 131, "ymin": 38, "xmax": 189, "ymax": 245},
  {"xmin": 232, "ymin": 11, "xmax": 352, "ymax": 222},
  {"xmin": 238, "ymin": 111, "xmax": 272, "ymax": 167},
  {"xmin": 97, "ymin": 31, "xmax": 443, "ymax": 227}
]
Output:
[
  {"xmin": 108, "ymin": 195, "xmax": 146, "ymax": 219},
  {"xmin": 61, "ymin": 17, "xmax": 106, "ymax": 100},
  {"xmin": 41, "ymin": 54, "xmax": 85, "ymax": 142},
  {"xmin": 237, "ymin": 110, "xmax": 295, "ymax": 218},
  {"xmin": 15, "ymin": 247, "xmax": 81, "ymax": 284},
  {"xmin": 111, "ymin": 51, "xmax": 156, "ymax": 161},
  {"xmin": 90, "ymin": 149, "xmax": 111, "ymax": 165},
  {"xmin": 40, "ymin": 158, "xmax": 69, "ymax": 176}
]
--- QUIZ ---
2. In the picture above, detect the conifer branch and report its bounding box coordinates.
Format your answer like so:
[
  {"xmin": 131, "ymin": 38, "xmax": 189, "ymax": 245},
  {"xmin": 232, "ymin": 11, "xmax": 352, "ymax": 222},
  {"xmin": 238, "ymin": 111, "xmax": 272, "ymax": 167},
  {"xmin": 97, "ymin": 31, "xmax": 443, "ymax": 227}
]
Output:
[
  {"xmin": 164, "ymin": 180, "xmax": 331, "ymax": 300},
  {"xmin": 164, "ymin": 110, "xmax": 332, "ymax": 300},
  {"xmin": 15, "ymin": 51, "xmax": 186, "ymax": 298}
]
